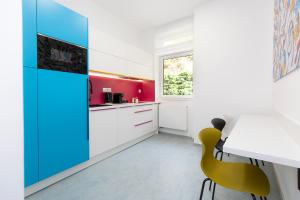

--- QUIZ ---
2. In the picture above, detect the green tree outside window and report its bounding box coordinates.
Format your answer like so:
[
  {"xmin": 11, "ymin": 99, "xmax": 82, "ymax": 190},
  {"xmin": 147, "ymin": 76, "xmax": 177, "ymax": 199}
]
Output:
[{"xmin": 163, "ymin": 54, "xmax": 193, "ymax": 96}]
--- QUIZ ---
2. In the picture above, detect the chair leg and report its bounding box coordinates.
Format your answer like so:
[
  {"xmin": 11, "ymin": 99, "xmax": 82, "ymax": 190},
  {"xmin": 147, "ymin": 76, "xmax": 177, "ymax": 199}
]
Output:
[
  {"xmin": 199, "ymin": 178, "xmax": 211, "ymax": 200},
  {"xmin": 263, "ymin": 197, "xmax": 267, "ymax": 200},
  {"xmin": 215, "ymin": 150, "xmax": 223, "ymax": 161},
  {"xmin": 260, "ymin": 197, "xmax": 263, "ymax": 200},
  {"xmin": 214, "ymin": 150, "xmax": 220, "ymax": 159},
  {"xmin": 261, "ymin": 160, "xmax": 265, "ymax": 166},
  {"xmin": 220, "ymin": 152, "xmax": 223, "ymax": 161},
  {"xmin": 209, "ymin": 180, "xmax": 212, "ymax": 191},
  {"xmin": 224, "ymin": 137, "xmax": 230, "ymax": 157},
  {"xmin": 255, "ymin": 159, "xmax": 260, "ymax": 167},
  {"xmin": 251, "ymin": 194, "xmax": 257, "ymax": 200},
  {"xmin": 212, "ymin": 182, "xmax": 216, "ymax": 200},
  {"xmin": 249, "ymin": 158, "xmax": 253, "ymax": 165}
]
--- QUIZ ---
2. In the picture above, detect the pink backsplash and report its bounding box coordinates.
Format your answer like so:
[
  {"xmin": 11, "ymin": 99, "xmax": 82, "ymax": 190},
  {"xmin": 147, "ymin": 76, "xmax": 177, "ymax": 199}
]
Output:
[{"xmin": 89, "ymin": 75, "xmax": 155, "ymax": 105}]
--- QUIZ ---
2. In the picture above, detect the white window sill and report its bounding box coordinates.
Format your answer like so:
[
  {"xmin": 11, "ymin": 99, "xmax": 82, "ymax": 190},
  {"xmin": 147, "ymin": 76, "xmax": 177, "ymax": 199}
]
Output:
[{"xmin": 160, "ymin": 95, "xmax": 193, "ymax": 101}]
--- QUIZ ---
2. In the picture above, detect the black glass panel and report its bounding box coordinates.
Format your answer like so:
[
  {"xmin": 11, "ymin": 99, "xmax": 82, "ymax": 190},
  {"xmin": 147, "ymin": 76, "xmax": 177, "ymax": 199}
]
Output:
[{"xmin": 38, "ymin": 34, "xmax": 87, "ymax": 74}]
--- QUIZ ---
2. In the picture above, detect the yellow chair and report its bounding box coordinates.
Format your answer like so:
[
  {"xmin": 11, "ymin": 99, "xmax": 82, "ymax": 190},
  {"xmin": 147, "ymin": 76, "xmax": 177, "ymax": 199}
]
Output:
[{"xmin": 198, "ymin": 128, "xmax": 270, "ymax": 200}]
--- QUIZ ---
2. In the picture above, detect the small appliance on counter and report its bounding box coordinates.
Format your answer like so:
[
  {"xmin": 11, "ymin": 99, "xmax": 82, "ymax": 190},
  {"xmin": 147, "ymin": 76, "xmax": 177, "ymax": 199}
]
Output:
[
  {"xmin": 132, "ymin": 97, "xmax": 139, "ymax": 103},
  {"xmin": 104, "ymin": 92, "xmax": 113, "ymax": 103},
  {"xmin": 113, "ymin": 93, "xmax": 124, "ymax": 104}
]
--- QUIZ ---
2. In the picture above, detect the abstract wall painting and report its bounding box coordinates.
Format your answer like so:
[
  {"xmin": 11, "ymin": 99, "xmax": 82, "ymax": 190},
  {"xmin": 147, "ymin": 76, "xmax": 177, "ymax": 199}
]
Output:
[{"xmin": 274, "ymin": 0, "xmax": 300, "ymax": 81}]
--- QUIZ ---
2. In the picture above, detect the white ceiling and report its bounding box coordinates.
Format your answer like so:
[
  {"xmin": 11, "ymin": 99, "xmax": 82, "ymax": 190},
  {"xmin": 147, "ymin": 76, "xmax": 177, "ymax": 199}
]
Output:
[{"xmin": 94, "ymin": 0, "xmax": 206, "ymax": 30}]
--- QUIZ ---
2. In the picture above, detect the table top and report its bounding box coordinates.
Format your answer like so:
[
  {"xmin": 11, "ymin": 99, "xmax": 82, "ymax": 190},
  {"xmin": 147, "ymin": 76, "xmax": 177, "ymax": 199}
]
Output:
[{"xmin": 223, "ymin": 115, "xmax": 300, "ymax": 168}]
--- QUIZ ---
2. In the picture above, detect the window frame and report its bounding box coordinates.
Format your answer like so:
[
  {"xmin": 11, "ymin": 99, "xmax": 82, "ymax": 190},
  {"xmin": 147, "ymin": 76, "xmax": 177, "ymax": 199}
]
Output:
[{"xmin": 159, "ymin": 51, "xmax": 194, "ymax": 99}]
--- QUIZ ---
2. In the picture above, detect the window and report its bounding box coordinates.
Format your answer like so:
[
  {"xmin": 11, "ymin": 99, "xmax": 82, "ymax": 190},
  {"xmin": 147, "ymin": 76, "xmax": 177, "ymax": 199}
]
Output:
[{"xmin": 160, "ymin": 52, "xmax": 193, "ymax": 97}]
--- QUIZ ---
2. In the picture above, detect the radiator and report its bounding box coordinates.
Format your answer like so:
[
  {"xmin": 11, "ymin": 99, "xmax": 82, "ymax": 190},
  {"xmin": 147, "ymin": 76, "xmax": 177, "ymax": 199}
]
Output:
[{"xmin": 159, "ymin": 103, "xmax": 188, "ymax": 131}]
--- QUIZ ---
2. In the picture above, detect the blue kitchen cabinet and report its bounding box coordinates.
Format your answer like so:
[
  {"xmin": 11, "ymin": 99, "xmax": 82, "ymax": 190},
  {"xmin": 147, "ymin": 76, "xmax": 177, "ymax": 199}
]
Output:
[
  {"xmin": 37, "ymin": 0, "xmax": 88, "ymax": 48},
  {"xmin": 37, "ymin": 69, "xmax": 89, "ymax": 180},
  {"xmin": 23, "ymin": 0, "xmax": 37, "ymax": 68},
  {"xmin": 24, "ymin": 67, "xmax": 39, "ymax": 186}
]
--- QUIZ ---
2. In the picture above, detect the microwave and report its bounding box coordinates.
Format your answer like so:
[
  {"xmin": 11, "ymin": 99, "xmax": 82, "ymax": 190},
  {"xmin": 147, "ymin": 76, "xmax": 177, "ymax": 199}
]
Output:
[{"xmin": 37, "ymin": 34, "xmax": 87, "ymax": 74}]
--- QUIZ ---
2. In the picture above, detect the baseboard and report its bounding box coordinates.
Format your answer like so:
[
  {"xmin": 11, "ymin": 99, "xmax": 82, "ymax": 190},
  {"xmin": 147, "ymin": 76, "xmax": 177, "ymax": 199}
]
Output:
[
  {"xmin": 159, "ymin": 127, "xmax": 190, "ymax": 137},
  {"xmin": 25, "ymin": 131, "xmax": 157, "ymax": 197}
]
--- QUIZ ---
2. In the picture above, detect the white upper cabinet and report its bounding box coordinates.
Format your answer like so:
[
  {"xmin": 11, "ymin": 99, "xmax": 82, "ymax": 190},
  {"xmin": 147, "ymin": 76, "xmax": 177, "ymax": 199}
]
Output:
[{"xmin": 89, "ymin": 27, "xmax": 154, "ymax": 79}]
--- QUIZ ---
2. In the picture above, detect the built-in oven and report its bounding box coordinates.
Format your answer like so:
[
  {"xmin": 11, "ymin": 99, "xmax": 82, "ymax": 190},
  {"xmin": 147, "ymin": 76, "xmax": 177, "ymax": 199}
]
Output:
[{"xmin": 37, "ymin": 34, "xmax": 88, "ymax": 74}]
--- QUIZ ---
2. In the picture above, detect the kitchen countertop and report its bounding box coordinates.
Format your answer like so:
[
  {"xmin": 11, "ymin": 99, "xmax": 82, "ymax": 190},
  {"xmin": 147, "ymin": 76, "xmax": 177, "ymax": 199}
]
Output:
[{"xmin": 89, "ymin": 102, "xmax": 160, "ymax": 111}]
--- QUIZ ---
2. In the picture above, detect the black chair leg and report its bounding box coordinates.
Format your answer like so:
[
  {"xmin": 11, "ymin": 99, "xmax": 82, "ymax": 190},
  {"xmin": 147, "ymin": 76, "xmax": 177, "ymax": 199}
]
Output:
[
  {"xmin": 214, "ymin": 150, "xmax": 220, "ymax": 159},
  {"xmin": 220, "ymin": 152, "xmax": 223, "ymax": 161},
  {"xmin": 224, "ymin": 137, "xmax": 230, "ymax": 157},
  {"xmin": 212, "ymin": 182, "xmax": 216, "ymax": 200},
  {"xmin": 260, "ymin": 197, "xmax": 263, "ymax": 200},
  {"xmin": 249, "ymin": 158, "xmax": 253, "ymax": 165},
  {"xmin": 199, "ymin": 178, "xmax": 211, "ymax": 200},
  {"xmin": 215, "ymin": 150, "xmax": 223, "ymax": 161},
  {"xmin": 251, "ymin": 194, "xmax": 257, "ymax": 200},
  {"xmin": 261, "ymin": 160, "xmax": 265, "ymax": 166},
  {"xmin": 263, "ymin": 197, "xmax": 267, "ymax": 200},
  {"xmin": 255, "ymin": 159, "xmax": 260, "ymax": 167},
  {"xmin": 209, "ymin": 180, "xmax": 212, "ymax": 191}
]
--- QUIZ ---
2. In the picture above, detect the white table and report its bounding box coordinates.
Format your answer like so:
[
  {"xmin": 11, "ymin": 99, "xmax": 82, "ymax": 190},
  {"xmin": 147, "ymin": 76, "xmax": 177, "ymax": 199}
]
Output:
[
  {"xmin": 223, "ymin": 114, "xmax": 300, "ymax": 190},
  {"xmin": 223, "ymin": 115, "xmax": 300, "ymax": 168}
]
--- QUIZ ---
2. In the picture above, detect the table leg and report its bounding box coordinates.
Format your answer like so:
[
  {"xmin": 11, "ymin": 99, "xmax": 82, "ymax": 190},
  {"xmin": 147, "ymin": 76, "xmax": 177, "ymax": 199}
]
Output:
[{"xmin": 298, "ymin": 168, "xmax": 300, "ymax": 190}]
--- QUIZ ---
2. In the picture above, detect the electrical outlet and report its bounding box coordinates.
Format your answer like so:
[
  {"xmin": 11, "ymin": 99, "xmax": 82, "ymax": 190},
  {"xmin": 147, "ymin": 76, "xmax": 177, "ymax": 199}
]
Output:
[{"xmin": 103, "ymin": 88, "xmax": 112, "ymax": 92}]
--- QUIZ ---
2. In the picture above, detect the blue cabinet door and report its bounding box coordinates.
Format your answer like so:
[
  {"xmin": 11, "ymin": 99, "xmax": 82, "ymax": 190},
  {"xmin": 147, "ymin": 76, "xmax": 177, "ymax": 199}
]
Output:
[
  {"xmin": 23, "ymin": 0, "xmax": 37, "ymax": 68},
  {"xmin": 37, "ymin": 0, "xmax": 88, "ymax": 47},
  {"xmin": 38, "ymin": 69, "xmax": 89, "ymax": 180},
  {"xmin": 24, "ymin": 67, "xmax": 39, "ymax": 186}
]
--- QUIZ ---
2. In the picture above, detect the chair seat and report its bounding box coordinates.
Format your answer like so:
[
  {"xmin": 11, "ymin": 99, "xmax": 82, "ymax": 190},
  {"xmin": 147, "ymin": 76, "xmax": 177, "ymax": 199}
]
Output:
[{"xmin": 204, "ymin": 161, "xmax": 270, "ymax": 196}]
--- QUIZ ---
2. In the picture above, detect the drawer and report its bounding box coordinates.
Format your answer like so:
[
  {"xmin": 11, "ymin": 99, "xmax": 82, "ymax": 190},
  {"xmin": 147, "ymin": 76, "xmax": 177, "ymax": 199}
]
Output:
[
  {"xmin": 132, "ymin": 105, "xmax": 155, "ymax": 124},
  {"xmin": 134, "ymin": 120, "xmax": 154, "ymax": 137}
]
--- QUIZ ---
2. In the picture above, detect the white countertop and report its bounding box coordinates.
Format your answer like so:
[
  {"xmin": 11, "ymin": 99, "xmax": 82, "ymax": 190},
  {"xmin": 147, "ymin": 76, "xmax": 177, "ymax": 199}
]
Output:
[
  {"xmin": 223, "ymin": 115, "xmax": 300, "ymax": 168},
  {"xmin": 89, "ymin": 102, "xmax": 160, "ymax": 111}
]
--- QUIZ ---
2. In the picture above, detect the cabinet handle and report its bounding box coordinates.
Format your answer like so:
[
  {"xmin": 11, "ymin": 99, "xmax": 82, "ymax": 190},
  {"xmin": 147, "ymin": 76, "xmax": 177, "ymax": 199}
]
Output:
[
  {"xmin": 119, "ymin": 106, "xmax": 133, "ymax": 109},
  {"xmin": 87, "ymin": 78, "xmax": 89, "ymax": 141},
  {"xmin": 134, "ymin": 120, "xmax": 153, "ymax": 127},
  {"xmin": 90, "ymin": 108, "xmax": 116, "ymax": 112},
  {"xmin": 134, "ymin": 109, "xmax": 152, "ymax": 114}
]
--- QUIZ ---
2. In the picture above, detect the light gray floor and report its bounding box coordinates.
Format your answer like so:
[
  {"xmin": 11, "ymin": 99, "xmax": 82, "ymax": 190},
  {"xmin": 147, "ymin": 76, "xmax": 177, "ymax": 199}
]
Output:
[{"xmin": 26, "ymin": 133, "xmax": 282, "ymax": 200}]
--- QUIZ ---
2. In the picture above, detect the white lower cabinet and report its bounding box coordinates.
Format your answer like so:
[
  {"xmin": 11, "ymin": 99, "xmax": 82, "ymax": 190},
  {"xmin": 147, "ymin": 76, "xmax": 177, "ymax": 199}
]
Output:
[
  {"xmin": 89, "ymin": 108, "xmax": 117, "ymax": 158},
  {"xmin": 132, "ymin": 104, "xmax": 158, "ymax": 138},
  {"xmin": 89, "ymin": 104, "xmax": 158, "ymax": 158},
  {"xmin": 116, "ymin": 107, "xmax": 135, "ymax": 145}
]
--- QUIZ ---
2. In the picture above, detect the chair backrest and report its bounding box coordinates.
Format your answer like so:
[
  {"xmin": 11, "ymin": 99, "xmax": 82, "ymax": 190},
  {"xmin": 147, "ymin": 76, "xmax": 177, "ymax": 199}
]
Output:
[
  {"xmin": 211, "ymin": 118, "xmax": 226, "ymax": 132},
  {"xmin": 199, "ymin": 128, "xmax": 221, "ymax": 177}
]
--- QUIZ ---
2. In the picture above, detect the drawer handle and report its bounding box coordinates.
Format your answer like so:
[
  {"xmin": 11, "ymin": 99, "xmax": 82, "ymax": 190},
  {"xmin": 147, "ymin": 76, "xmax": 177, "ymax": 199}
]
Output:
[
  {"xmin": 90, "ymin": 108, "xmax": 116, "ymax": 112},
  {"xmin": 134, "ymin": 120, "xmax": 153, "ymax": 127},
  {"xmin": 120, "ymin": 106, "xmax": 134, "ymax": 109},
  {"xmin": 134, "ymin": 109, "xmax": 152, "ymax": 113}
]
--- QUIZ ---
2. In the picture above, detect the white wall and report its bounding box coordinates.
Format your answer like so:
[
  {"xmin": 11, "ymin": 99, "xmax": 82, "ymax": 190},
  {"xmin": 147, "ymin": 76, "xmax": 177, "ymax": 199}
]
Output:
[
  {"xmin": 273, "ymin": 69, "xmax": 300, "ymax": 200},
  {"xmin": 151, "ymin": 17, "xmax": 194, "ymax": 137},
  {"xmin": 0, "ymin": 1, "xmax": 24, "ymax": 199},
  {"xmin": 191, "ymin": 0, "xmax": 274, "ymax": 141}
]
